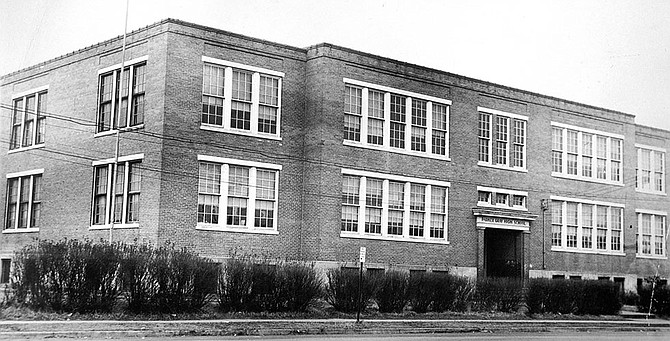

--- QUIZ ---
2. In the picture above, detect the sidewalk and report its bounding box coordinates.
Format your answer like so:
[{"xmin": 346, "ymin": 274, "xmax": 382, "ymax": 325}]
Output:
[{"xmin": 1, "ymin": 317, "xmax": 669, "ymax": 339}]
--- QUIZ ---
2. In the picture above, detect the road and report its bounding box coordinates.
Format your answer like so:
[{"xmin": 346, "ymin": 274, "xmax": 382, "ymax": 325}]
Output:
[{"xmin": 67, "ymin": 331, "xmax": 670, "ymax": 341}]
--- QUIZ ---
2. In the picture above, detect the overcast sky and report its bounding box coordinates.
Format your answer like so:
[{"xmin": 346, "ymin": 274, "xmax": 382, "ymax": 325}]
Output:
[{"xmin": 1, "ymin": 0, "xmax": 668, "ymax": 130}]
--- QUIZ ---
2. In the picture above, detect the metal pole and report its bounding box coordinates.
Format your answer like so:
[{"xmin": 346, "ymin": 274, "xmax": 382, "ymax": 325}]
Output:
[
  {"xmin": 109, "ymin": 0, "xmax": 130, "ymax": 244},
  {"xmin": 356, "ymin": 261, "xmax": 363, "ymax": 323}
]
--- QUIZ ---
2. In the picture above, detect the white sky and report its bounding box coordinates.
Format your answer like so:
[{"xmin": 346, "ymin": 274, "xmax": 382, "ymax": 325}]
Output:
[{"xmin": 1, "ymin": 0, "xmax": 669, "ymax": 130}]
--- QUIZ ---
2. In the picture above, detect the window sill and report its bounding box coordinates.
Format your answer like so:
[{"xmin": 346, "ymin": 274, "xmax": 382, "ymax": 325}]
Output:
[
  {"xmin": 7, "ymin": 144, "xmax": 45, "ymax": 154},
  {"xmin": 200, "ymin": 124, "xmax": 282, "ymax": 141},
  {"xmin": 340, "ymin": 232, "xmax": 449, "ymax": 245},
  {"xmin": 635, "ymin": 189, "xmax": 667, "ymax": 196},
  {"xmin": 551, "ymin": 172, "xmax": 624, "ymax": 186},
  {"xmin": 196, "ymin": 224, "xmax": 279, "ymax": 235},
  {"xmin": 635, "ymin": 254, "xmax": 668, "ymax": 260},
  {"xmin": 343, "ymin": 140, "xmax": 450, "ymax": 161},
  {"xmin": 551, "ymin": 247, "xmax": 625, "ymax": 256},
  {"xmin": 477, "ymin": 162, "xmax": 527, "ymax": 173},
  {"xmin": 94, "ymin": 124, "xmax": 145, "ymax": 138},
  {"xmin": 89, "ymin": 223, "xmax": 140, "ymax": 230},
  {"xmin": 2, "ymin": 228, "xmax": 39, "ymax": 234}
]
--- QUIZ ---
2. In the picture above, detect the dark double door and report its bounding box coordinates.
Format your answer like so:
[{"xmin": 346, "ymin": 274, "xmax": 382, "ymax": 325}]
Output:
[{"xmin": 484, "ymin": 228, "xmax": 523, "ymax": 279}]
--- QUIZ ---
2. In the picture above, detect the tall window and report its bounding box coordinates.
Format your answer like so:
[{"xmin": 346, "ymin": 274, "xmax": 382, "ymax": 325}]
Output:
[
  {"xmin": 636, "ymin": 145, "xmax": 665, "ymax": 194},
  {"xmin": 344, "ymin": 85, "xmax": 362, "ymax": 142},
  {"xmin": 202, "ymin": 64, "xmax": 225, "ymax": 126},
  {"xmin": 5, "ymin": 171, "xmax": 42, "ymax": 231},
  {"xmin": 365, "ymin": 178, "xmax": 383, "ymax": 234},
  {"xmin": 551, "ymin": 123, "xmax": 623, "ymax": 184},
  {"xmin": 201, "ymin": 57, "xmax": 283, "ymax": 138},
  {"xmin": 340, "ymin": 169, "xmax": 449, "ymax": 243},
  {"xmin": 411, "ymin": 100, "xmax": 427, "ymax": 152},
  {"xmin": 342, "ymin": 79, "xmax": 451, "ymax": 159},
  {"xmin": 92, "ymin": 159, "xmax": 141, "ymax": 226},
  {"xmin": 636, "ymin": 211, "xmax": 666, "ymax": 258},
  {"xmin": 551, "ymin": 197, "xmax": 624, "ymax": 254},
  {"xmin": 478, "ymin": 107, "xmax": 527, "ymax": 171},
  {"xmin": 97, "ymin": 61, "xmax": 146, "ymax": 133},
  {"xmin": 478, "ymin": 113, "xmax": 491, "ymax": 163},
  {"xmin": 389, "ymin": 95, "xmax": 406, "ymax": 149},
  {"xmin": 197, "ymin": 157, "xmax": 280, "ymax": 233},
  {"xmin": 341, "ymin": 175, "xmax": 360, "ymax": 232},
  {"xmin": 10, "ymin": 90, "xmax": 47, "ymax": 150},
  {"xmin": 367, "ymin": 90, "xmax": 384, "ymax": 145}
]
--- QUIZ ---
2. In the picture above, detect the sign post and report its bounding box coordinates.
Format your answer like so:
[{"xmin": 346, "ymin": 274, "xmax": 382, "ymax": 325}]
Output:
[{"xmin": 357, "ymin": 247, "xmax": 366, "ymax": 323}]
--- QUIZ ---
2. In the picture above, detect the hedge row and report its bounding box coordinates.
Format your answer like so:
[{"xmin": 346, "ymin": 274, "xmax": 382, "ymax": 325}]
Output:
[
  {"xmin": 5, "ymin": 240, "xmax": 639, "ymax": 316},
  {"xmin": 637, "ymin": 277, "xmax": 670, "ymax": 316},
  {"xmin": 325, "ymin": 268, "xmax": 625, "ymax": 315},
  {"xmin": 5, "ymin": 240, "xmax": 321, "ymax": 314},
  {"xmin": 525, "ymin": 278, "xmax": 622, "ymax": 315}
]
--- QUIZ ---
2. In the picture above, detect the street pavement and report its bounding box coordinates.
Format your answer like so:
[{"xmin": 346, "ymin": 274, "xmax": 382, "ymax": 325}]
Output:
[{"xmin": 0, "ymin": 317, "xmax": 669, "ymax": 339}]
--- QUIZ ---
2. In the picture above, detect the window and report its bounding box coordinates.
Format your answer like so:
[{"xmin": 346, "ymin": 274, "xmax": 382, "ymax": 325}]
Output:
[
  {"xmin": 341, "ymin": 175, "xmax": 360, "ymax": 232},
  {"xmin": 550, "ymin": 197, "xmax": 624, "ymax": 254},
  {"xmin": 552, "ymin": 127, "xmax": 563, "ymax": 173},
  {"xmin": 5, "ymin": 170, "xmax": 43, "ymax": 231},
  {"xmin": 476, "ymin": 186, "xmax": 527, "ymax": 210},
  {"xmin": 197, "ymin": 156, "xmax": 281, "ymax": 233},
  {"xmin": 97, "ymin": 60, "xmax": 146, "ymax": 133},
  {"xmin": 365, "ymin": 178, "xmax": 383, "ymax": 234},
  {"xmin": 0, "ymin": 259, "xmax": 10, "ymax": 284},
  {"xmin": 636, "ymin": 211, "xmax": 667, "ymax": 258},
  {"xmin": 344, "ymin": 86, "xmax": 362, "ymax": 142},
  {"xmin": 201, "ymin": 57, "xmax": 284, "ymax": 139},
  {"xmin": 551, "ymin": 123, "xmax": 623, "ymax": 185},
  {"xmin": 342, "ymin": 79, "xmax": 451, "ymax": 159},
  {"xmin": 340, "ymin": 169, "xmax": 449, "ymax": 244},
  {"xmin": 636, "ymin": 145, "xmax": 665, "ymax": 194},
  {"xmin": 91, "ymin": 157, "xmax": 142, "ymax": 227},
  {"xmin": 478, "ymin": 107, "xmax": 527, "ymax": 171},
  {"xmin": 9, "ymin": 88, "xmax": 47, "ymax": 151}
]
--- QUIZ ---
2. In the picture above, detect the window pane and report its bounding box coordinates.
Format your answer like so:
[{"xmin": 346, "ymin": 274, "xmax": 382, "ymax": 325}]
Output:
[
  {"xmin": 365, "ymin": 207, "xmax": 381, "ymax": 234},
  {"xmin": 254, "ymin": 200, "xmax": 274, "ymax": 228},
  {"xmin": 231, "ymin": 101, "xmax": 251, "ymax": 130},
  {"xmin": 367, "ymin": 118, "xmax": 383, "ymax": 145},
  {"xmin": 342, "ymin": 175, "xmax": 360, "ymax": 205},
  {"xmin": 199, "ymin": 162, "xmax": 221, "ymax": 194},
  {"xmin": 344, "ymin": 114, "xmax": 361, "ymax": 141},
  {"xmin": 410, "ymin": 184, "xmax": 425, "ymax": 211},
  {"xmin": 228, "ymin": 166, "xmax": 249, "ymax": 197},
  {"xmin": 431, "ymin": 186, "xmax": 446, "ymax": 214},
  {"xmin": 388, "ymin": 182, "xmax": 404, "ymax": 209},
  {"xmin": 256, "ymin": 169, "xmax": 276, "ymax": 200},
  {"xmin": 368, "ymin": 90, "xmax": 384, "ymax": 118},
  {"xmin": 198, "ymin": 194, "xmax": 219, "ymax": 224},
  {"xmin": 258, "ymin": 106, "xmax": 277, "ymax": 134},
  {"xmin": 366, "ymin": 178, "xmax": 383, "ymax": 207},
  {"xmin": 433, "ymin": 104, "xmax": 448, "ymax": 131},
  {"xmin": 232, "ymin": 70, "xmax": 252, "ymax": 101},
  {"xmin": 259, "ymin": 75, "xmax": 279, "ymax": 106},
  {"xmin": 344, "ymin": 86, "xmax": 362, "ymax": 114},
  {"xmin": 203, "ymin": 64, "xmax": 225, "ymax": 97},
  {"xmin": 227, "ymin": 197, "xmax": 248, "ymax": 226},
  {"xmin": 390, "ymin": 94, "xmax": 406, "ymax": 122},
  {"xmin": 341, "ymin": 205, "xmax": 358, "ymax": 232},
  {"xmin": 411, "ymin": 99, "xmax": 427, "ymax": 127}
]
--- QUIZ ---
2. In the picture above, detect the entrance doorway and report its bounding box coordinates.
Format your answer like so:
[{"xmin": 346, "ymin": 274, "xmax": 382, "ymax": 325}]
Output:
[{"xmin": 484, "ymin": 228, "xmax": 523, "ymax": 279}]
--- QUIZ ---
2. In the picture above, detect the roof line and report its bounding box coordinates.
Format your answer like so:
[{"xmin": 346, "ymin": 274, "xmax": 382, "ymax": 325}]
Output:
[{"xmin": 306, "ymin": 42, "xmax": 636, "ymax": 119}]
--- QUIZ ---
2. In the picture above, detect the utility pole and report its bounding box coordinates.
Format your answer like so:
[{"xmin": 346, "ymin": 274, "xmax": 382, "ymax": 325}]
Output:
[{"xmin": 109, "ymin": 0, "xmax": 130, "ymax": 243}]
